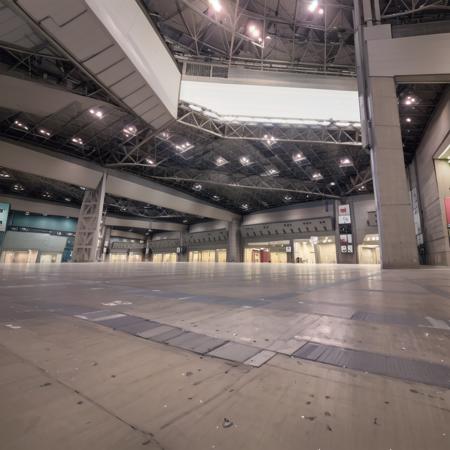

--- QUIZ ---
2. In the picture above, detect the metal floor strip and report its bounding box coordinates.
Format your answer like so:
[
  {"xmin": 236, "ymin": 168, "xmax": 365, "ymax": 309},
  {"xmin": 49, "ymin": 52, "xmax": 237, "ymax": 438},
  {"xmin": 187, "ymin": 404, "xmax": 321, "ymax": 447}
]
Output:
[{"xmin": 294, "ymin": 342, "xmax": 450, "ymax": 389}]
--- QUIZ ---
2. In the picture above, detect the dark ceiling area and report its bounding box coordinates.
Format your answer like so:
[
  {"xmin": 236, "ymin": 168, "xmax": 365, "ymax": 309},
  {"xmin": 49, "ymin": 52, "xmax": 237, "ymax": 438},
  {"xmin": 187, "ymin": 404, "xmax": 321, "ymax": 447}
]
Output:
[
  {"xmin": 0, "ymin": 0, "xmax": 449, "ymax": 219},
  {"xmin": 0, "ymin": 167, "xmax": 201, "ymax": 224}
]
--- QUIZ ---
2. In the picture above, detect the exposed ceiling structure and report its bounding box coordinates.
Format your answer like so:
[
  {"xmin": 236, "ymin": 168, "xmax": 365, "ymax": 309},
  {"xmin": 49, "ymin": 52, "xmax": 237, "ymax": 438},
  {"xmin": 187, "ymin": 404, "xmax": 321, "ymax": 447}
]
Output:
[
  {"xmin": 0, "ymin": 0, "xmax": 448, "ymax": 220},
  {"xmin": 0, "ymin": 167, "xmax": 200, "ymax": 224}
]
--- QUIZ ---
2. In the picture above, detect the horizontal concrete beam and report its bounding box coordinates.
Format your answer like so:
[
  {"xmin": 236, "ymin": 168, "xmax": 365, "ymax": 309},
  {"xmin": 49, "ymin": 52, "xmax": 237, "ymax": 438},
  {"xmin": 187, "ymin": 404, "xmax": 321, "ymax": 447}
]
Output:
[
  {"xmin": 0, "ymin": 139, "xmax": 239, "ymax": 221},
  {"xmin": 0, "ymin": 194, "xmax": 80, "ymax": 218},
  {"xmin": 104, "ymin": 216, "xmax": 186, "ymax": 232},
  {"xmin": 0, "ymin": 194, "xmax": 187, "ymax": 231}
]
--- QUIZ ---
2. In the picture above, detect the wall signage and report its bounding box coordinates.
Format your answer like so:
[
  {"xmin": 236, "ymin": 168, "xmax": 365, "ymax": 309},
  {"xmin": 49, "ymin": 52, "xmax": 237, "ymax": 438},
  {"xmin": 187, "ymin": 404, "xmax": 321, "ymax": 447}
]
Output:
[{"xmin": 338, "ymin": 203, "xmax": 353, "ymax": 254}]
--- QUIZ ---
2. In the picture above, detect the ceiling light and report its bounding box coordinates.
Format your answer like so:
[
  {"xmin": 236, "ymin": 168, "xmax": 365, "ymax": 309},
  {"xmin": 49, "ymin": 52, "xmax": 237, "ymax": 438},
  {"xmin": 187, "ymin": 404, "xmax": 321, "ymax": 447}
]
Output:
[
  {"xmin": 193, "ymin": 183, "xmax": 202, "ymax": 191},
  {"xmin": 330, "ymin": 181, "xmax": 336, "ymax": 186},
  {"xmin": 0, "ymin": 171, "xmax": 10, "ymax": 178},
  {"xmin": 79, "ymin": 186, "xmax": 86, "ymax": 191},
  {"xmin": 308, "ymin": 0, "xmax": 319, "ymax": 12},
  {"xmin": 183, "ymin": 219, "xmax": 188, "ymax": 223},
  {"xmin": 71, "ymin": 137, "xmax": 84, "ymax": 145},
  {"xmin": 145, "ymin": 158, "xmax": 155, "ymax": 166},
  {"xmin": 38, "ymin": 128, "xmax": 51, "ymax": 137},
  {"xmin": 160, "ymin": 131, "xmax": 170, "ymax": 139},
  {"xmin": 312, "ymin": 172, "xmax": 323, "ymax": 180},
  {"xmin": 339, "ymin": 157, "xmax": 352, "ymax": 167},
  {"xmin": 13, "ymin": 120, "xmax": 29, "ymax": 131},
  {"xmin": 123, "ymin": 125, "xmax": 137, "ymax": 137},
  {"xmin": 42, "ymin": 192, "xmax": 52, "ymax": 198},
  {"xmin": 263, "ymin": 134, "xmax": 277, "ymax": 145},
  {"xmin": 293, "ymin": 152, "xmax": 306, "ymax": 163},
  {"xmin": 13, "ymin": 183, "xmax": 24, "ymax": 191},
  {"xmin": 358, "ymin": 185, "xmax": 366, "ymax": 191},
  {"xmin": 318, "ymin": 7, "xmax": 324, "ymax": 14},
  {"xmin": 89, "ymin": 108, "xmax": 103, "ymax": 119},
  {"xmin": 215, "ymin": 156, "xmax": 228, "ymax": 167},
  {"xmin": 404, "ymin": 95, "xmax": 416, "ymax": 106},
  {"xmin": 241, "ymin": 203, "xmax": 249, "ymax": 210},
  {"xmin": 25, "ymin": 211, "xmax": 30, "ymax": 216},
  {"xmin": 284, "ymin": 195, "xmax": 292, "ymax": 201},
  {"xmin": 212, "ymin": 194, "xmax": 220, "ymax": 201},
  {"xmin": 240, "ymin": 156, "xmax": 251, "ymax": 166},
  {"xmin": 208, "ymin": 0, "xmax": 222, "ymax": 12},
  {"xmin": 64, "ymin": 197, "xmax": 71, "ymax": 202},
  {"xmin": 263, "ymin": 168, "xmax": 279, "ymax": 177},
  {"xmin": 175, "ymin": 141, "xmax": 194, "ymax": 153},
  {"xmin": 247, "ymin": 22, "xmax": 261, "ymax": 39},
  {"xmin": 406, "ymin": 117, "xmax": 412, "ymax": 123},
  {"xmin": 335, "ymin": 121, "xmax": 350, "ymax": 127},
  {"xmin": 120, "ymin": 206, "xmax": 127, "ymax": 212}
]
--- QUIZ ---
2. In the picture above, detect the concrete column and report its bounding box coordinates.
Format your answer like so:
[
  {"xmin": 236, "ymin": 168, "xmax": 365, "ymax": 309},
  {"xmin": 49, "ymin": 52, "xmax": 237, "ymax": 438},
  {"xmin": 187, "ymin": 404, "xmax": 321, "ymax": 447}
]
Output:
[
  {"xmin": 178, "ymin": 231, "xmax": 188, "ymax": 262},
  {"xmin": 368, "ymin": 77, "xmax": 419, "ymax": 268},
  {"xmin": 227, "ymin": 219, "xmax": 242, "ymax": 262},
  {"xmin": 101, "ymin": 226, "xmax": 111, "ymax": 261}
]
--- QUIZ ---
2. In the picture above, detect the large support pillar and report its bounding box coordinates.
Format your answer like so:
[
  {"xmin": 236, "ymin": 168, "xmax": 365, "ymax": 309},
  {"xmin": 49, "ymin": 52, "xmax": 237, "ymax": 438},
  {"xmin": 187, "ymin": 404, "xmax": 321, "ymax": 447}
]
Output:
[
  {"xmin": 367, "ymin": 78, "xmax": 419, "ymax": 267},
  {"xmin": 353, "ymin": 0, "xmax": 419, "ymax": 268},
  {"xmin": 73, "ymin": 174, "xmax": 106, "ymax": 262},
  {"xmin": 227, "ymin": 219, "xmax": 242, "ymax": 262}
]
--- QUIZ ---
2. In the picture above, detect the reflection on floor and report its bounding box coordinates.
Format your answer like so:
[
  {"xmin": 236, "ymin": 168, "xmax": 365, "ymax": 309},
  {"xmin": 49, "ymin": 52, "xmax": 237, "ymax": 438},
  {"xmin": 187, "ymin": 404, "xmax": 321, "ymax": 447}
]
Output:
[{"xmin": 0, "ymin": 262, "xmax": 449, "ymax": 450}]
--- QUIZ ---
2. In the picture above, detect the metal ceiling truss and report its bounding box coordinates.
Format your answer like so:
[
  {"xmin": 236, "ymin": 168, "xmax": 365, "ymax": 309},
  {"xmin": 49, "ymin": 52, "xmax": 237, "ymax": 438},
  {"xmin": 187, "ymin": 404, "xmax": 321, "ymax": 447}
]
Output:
[
  {"xmin": 178, "ymin": 107, "xmax": 362, "ymax": 146},
  {"xmin": 380, "ymin": 0, "xmax": 450, "ymax": 21},
  {"xmin": 144, "ymin": 0, "xmax": 356, "ymax": 75}
]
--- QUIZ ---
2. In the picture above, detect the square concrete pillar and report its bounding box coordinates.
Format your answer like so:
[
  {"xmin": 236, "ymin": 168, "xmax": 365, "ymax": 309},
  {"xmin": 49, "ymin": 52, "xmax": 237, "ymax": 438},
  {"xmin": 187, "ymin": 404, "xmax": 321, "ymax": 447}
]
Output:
[{"xmin": 368, "ymin": 77, "xmax": 419, "ymax": 268}]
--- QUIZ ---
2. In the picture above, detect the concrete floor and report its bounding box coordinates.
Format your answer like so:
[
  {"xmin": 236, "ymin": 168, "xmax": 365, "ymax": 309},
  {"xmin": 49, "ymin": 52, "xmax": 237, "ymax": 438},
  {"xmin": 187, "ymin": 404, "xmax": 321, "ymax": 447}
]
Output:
[{"xmin": 1, "ymin": 262, "xmax": 450, "ymax": 450}]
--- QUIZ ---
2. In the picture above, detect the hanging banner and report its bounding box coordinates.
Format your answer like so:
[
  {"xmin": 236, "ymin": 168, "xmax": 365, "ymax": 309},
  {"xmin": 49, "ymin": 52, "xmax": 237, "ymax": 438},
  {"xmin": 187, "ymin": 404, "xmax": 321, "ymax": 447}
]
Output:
[
  {"xmin": 338, "ymin": 203, "xmax": 353, "ymax": 253},
  {"xmin": 445, "ymin": 197, "xmax": 450, "ymax": 229}
]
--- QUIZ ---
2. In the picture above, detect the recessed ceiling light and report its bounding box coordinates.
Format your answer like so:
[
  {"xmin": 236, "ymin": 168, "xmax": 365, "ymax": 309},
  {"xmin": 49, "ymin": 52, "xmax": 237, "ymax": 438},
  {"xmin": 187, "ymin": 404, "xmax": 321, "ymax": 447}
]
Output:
[
  {"xmin": 339, "ymin": 157, "xmax": 352, "ymax": 167},
  {"xmin": 13, "ymin": 120, "xmax": 29, "ymax": 131},
  {"xmin": 38, "ymin": 128, "xmax": 51, "ymax": 137},
  {"xmin": 123, "ymin": 125, "xmax": 137, "ymax": 137},
  {"xmin": 71, "ymin": 137, "xmax": 84, "ymax": 145},
  {"xmin": 89, "ymin": 108, "xmax": 103, "ymax": 119},
  {"xmin": 240, "ymin": 156, "xmax": 251, "ymax": 166},
  {"xmin": 293, "ymin": 152, "xmax": 306, "ymax": 163},
  {"xmin": 215, "ymin": 156, "xmax": 228, "ymax": 167}
]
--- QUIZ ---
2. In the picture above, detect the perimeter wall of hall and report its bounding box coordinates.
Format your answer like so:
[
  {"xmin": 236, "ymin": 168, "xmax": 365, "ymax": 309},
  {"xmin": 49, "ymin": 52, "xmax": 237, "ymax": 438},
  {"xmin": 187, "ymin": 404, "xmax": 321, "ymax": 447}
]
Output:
[{"xmin": 408, "ymin": 87, "xmax": 450, "ymax": 266}]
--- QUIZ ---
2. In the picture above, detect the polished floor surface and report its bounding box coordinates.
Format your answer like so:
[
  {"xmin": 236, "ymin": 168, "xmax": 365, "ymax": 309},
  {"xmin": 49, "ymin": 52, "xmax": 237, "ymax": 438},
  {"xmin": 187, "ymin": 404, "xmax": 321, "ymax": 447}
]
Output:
[{"xmin": 1, "ymin": 262, "xmax": 450, "ymax": 449}]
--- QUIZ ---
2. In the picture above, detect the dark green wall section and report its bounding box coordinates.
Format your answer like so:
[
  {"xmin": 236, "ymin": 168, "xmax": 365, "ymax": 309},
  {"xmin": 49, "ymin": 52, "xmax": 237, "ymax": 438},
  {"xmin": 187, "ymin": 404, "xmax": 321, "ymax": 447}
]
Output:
[{"xmin": 11, "ymin": 212, "xmax": 77, "ymax": 233}]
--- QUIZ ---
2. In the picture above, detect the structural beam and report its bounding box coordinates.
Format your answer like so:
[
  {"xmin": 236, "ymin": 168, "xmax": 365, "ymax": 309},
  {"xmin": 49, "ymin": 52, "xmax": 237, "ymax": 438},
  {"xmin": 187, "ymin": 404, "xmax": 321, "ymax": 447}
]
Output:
[
  {"xmin": 0, "ymin": 139, "xmax": 239, "ymax": 221},
  {"xmin": 0, "ymin": 194, "xmax": 185, "ymax": 231}
]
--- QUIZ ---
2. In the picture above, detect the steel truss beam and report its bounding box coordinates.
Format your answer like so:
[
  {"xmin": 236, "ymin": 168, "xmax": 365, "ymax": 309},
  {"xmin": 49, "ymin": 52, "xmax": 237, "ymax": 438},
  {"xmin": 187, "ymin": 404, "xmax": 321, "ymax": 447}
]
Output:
[{"xmin": 177, "ymin": 108, "xmax": 362, "ymax": 146}]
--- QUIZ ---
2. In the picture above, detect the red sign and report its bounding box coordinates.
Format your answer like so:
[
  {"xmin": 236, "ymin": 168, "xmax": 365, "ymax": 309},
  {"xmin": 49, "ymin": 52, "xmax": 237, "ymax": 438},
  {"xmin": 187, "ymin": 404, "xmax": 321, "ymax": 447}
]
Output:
[{"xmin": 445, "ymin": 197, "xmax": 450, "ymax": 227}]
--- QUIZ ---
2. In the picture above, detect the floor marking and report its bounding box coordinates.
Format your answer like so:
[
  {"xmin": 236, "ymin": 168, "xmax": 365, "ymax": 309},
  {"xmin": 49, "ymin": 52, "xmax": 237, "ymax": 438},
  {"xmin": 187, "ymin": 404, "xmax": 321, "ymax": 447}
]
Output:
[
  {"xmin": 101, "ymin": 300, "xmax": 133, "ymax": 306},
  {"xmin": 4, "ymin": 324, "xmax": 21, "ymax": 329},
  {"xmin": 177, "ymin": 296, "xmax": 192, "ymax": 300},
  {"xmin": 152, "ymin": 289, "xmax": 161, "ymax": 292},
  {"xmin": 424, "ymin": 316, "xmax": 450, "ymax": 330}
]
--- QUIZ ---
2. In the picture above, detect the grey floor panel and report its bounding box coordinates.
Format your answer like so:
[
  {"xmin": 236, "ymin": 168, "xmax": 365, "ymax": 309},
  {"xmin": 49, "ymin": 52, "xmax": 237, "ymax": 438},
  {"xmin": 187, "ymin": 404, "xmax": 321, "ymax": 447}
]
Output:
[
  {"xmin": 166, "ymin": 332, "xmax": 204, "ymax": 348},
  {"xmin": 167, "ymin": 332, "xmax": 226, "ymax": 354},
  {"xmin": 150, "ymin": 327, "xmax": 185, "ymax": 343},
  {"xmin": 244, "ymin": 350, "xmax": 276, "ymax": 367},
  {"xmin": 351, "ymin": 311, "xmax": 425, "ymax": 327},
  {"xmin": 137, "ymin": 325, "xmax": 175, "ymax": 339},
  {"xmin": 75, "ymin": 310, "xmax": 114, "ymax": 320},
  {"xmin": 294, "ymin": 342, "xmax": 450, "ymax": 389},
  {"xmin": 207, "ymin": 342, "xmax": 261, "ymax": 363},
  {"xmin": 116, "ymin": 320, "xmax": 160, "ymax": 335},
  {"xmin": 96, "ymin": 315, "xmax": 145, "ymax": 329}
]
